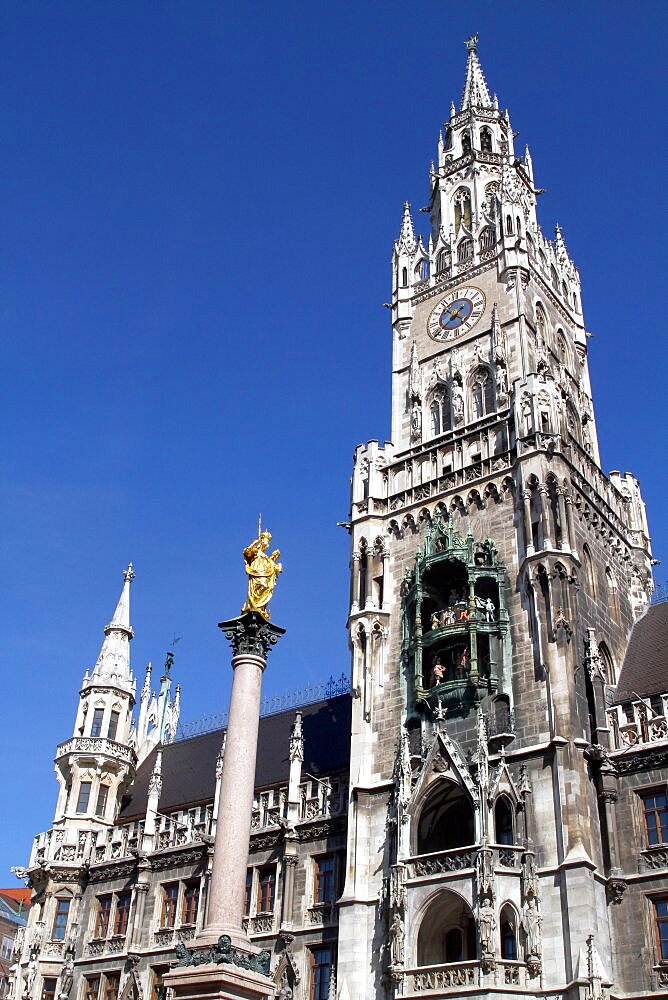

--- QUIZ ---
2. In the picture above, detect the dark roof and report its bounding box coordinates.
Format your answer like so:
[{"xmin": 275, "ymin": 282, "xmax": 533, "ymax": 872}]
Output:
[
  {"xmin": 119, "ymin": 694, "xmax": 352, "ymax": 821},
  {"xmin": 614, "ymin": 601, "xmax": 668, "ymax": 703}
]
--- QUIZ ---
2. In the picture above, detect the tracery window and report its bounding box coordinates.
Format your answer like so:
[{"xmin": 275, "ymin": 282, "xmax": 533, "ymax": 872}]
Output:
[
  {"xmin": 470, "ymin": 367, "xmax": 495, "ymax": 420},
  {"xmin": 416, "ymin": 259, "xmax": 430, "ymax": 280},
  {"xmin": 582, "ymin": 544, "xmax": 596, "ymax": 597},
  {"xmin": 479, "ymin": 226, "xmax": 496, "ymax": 251},
  {"xmin": 535, "ymin": 303, "xmax": 547, "ymax": 342},
  {"xmin": 430, "ymin": 389, "xmax": 452, "ymax": 437},
  {"xmin": 436, "ymin": 248, "xmax": 450, "ymax": 273},
  {"xmin": 457, "ymin": 238, "xmax": 473, "ymax": 263}
]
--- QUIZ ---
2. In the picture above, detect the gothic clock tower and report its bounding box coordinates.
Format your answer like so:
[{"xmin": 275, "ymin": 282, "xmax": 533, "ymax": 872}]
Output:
[{"xmin": 336, "ymin": 36, "xmax": 653, "ymax": 1000}]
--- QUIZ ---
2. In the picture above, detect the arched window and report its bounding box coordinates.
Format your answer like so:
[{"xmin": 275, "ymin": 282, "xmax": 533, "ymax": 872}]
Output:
[
  {"xmin": 562, "ymin": 280, "xmax": 569, "ymax": 302},
  {"xmin": 535, "ymin": 303, "xmax": 547, "ymax": 342},
  {"xmin": 527, "ymin": 233, "xmax": 535, "ymax": 257},
  {"xmin": 461, "ymin": 131, "xmax": 472, "ymax": 155},
  {"xmin": 557, "ymin": 330, "xmax": 567, "ymax": 364},
  {"xmin": 573, "ymin": 290, "xmax": 579, "ymax": 312},
  {"xmin": 436, "ymin": 248, "xmax": 450, "ymax": 273},
  {"xmin": 505, "ymin": 215, "xmax": 513, "ymax": 236},
  {"xmin": 470, "ymin": 367, "xmax": 495, "ymax": 420},
  {"xmin": 401, "ymin": 266, "xmax": 408, "ymax": 287},
  {"xmin": 599, "ymin": 641, "xmax": 615, "ymax": 684},
  {"xmin": 582, "ymin": 544, "xmax": 596, "ymax": 597},
  {"xmin": 415, "ymin": 259, "xmax": 430, "ymax": 280},
  {"xmin": 538, "ymin": 249, "xmax": 547, "ymax": 269},
  {"xmin": 480, "ymin": 126, "xmax": 493, "ymax": 152},
  {"xmin": 454, "ymin": 188, "xmax": 472, "ymax": 234},
  {"xmin": 430, "ymin": 389, "xmax": 452, "ymax": 437},
  {"xmin": 416, "ymin": 781, "xmax": 475, "ymax": 854},
  {"xmin": 417, "ymin": 891, "xmax": 476, "ymax": 966},
  {"xmin": 550, "ymin": 265, "xmax": 559, "ymax": 291},
  {"xmin": 457, "ymin": 238, "xmax": 473, "ymax": 263},
  {"xmin": 516, "ymin": 215, "xmax": 522, "ymax": 236},
  {"xmin": 500, "ymin": 905, "xmax": 518, "ymax": 960},
  {"xmin": 494, "ymin": 797, "xmax": 514, "ymax": 845},
  {"xmin": 479, "ymin": 226, "xmax": 496, "ymax": 251}
]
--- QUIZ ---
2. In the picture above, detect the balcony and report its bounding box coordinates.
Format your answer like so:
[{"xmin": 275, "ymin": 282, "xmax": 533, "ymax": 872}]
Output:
[
  {"xmin": 56, "ymin": 736, "xmax": 137, "ymax": 767},
  {"xmin": 405, "ymin": 844, "xmax": 523, "ymax": 880},
  {"xmin": 404, "ymin": 962, "xmax": 478, "ymax": 993}
]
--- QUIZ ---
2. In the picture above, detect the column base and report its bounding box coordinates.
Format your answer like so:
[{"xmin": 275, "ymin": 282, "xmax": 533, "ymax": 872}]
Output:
[{"xmin": 164, "ymin": 961, "xmax": 275, "ymax": 1000}]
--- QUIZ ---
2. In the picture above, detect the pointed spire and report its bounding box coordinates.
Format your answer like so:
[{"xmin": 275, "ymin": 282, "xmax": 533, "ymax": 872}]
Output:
[
  {"xmin": 461, "ymin": 34, "xmax": 492, "ymax": 111},
  {"xmin": 141, "ymin": 662, "xmax": 152, "ymax": 702},
  {"xmin": 450, "ymin": 100, "xmax": 456, "ymax": 118},
  {"xmin": 397, "ymin": 201, "xmax": 417, "ymax": 254},
  {"xmin": 554, "ymin": 223, "xmax": 568, "ymax": 264},
  {"xmin": 90, "ymin": 564, "xmax": 135, "ymax": 687},
  {"xmin": 524, "ymin": 144, "xmax": 534, "ymax": 182}
]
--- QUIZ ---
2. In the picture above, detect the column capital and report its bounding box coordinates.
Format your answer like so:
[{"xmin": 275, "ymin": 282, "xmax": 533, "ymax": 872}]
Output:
[{"xmin": 218, "ymin": 611, "xmax": 286, "ymax": 660}]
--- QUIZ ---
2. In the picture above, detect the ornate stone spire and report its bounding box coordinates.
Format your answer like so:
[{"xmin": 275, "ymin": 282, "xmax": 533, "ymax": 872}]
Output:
[
  {"xmin": 460, "ymin": 34, "xmax": 492, "ymax": 111},
  {"xmin": 396, "ymin": 201, "xmax": 417, "ymax": 255},
  {"xmin": 89, "ymin": 563, "xmax": 135, "ymax": 690}
]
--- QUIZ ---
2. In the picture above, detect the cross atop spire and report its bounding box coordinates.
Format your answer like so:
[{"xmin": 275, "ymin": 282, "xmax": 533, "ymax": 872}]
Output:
[{"xmin": 461, "ymin": 34, "xmax": 493, "ymax": 111}]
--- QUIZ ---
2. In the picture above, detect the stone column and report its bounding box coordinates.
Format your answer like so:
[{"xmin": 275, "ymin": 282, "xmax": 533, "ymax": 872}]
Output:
[
  {"xmin": 201, "ymin": 612, "xmax": 285, "ymax": 947},
  {"xmin": 556, "ymin": 487, "xmax": 569, "ymax": 551},
  {"xmin": 522, "ymin": 490, "xmax": 534, "ymax": 556},
  {"xmin": 164, "ymin": 611, "xmax": 284, "ymax": 1000},
  {"xmin": 538, "ymin": 483, "xmax": 552, "ymax": 549}
]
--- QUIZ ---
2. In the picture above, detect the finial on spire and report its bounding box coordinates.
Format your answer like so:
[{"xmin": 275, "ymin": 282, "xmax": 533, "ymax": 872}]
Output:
[
  {"xmin": 461, "ymin": 34, "xmax": 492, "ymax": 111},
  {"xmin": 124, "ymin": 562, "xmax": 135, "ymax": 583}
]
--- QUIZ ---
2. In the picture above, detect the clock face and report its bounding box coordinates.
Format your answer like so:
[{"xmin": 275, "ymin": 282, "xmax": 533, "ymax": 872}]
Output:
[{"xmin": 427, "ymin": 286, "xmax": 486, "ymax": 342}]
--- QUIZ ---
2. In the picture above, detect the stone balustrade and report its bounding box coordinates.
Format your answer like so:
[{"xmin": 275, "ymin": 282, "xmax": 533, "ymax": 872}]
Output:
[
  {"xmin": 405, "ymin": 961, "xmax": 479, "ymax": 993},
  {"xmin": 55, "ymin": 736, "xmax": 137, "ymax": 767},
  {"xmin": 406, "ymin": 843, "xmax": 523, "ymax": 880},
  {"xmin": 608, "ymin": 697, "xmax": 668, "ymax": 750}
]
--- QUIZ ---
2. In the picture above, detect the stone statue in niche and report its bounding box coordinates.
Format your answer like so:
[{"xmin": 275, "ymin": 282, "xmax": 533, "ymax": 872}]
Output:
[
  {"xmin": 522, "ymin": 897, "xmax": 542, "ymax": 957},
  {"xmin": 411, "ymin": 401, "xmax": 422, "ymax": 440},
  {"xmin": 390, "ymin": 912, "xmax": 405, "ymax": 965},
  {"xmin": 478, "ymin": 896, "xmax": 496, "ymax": 954}
]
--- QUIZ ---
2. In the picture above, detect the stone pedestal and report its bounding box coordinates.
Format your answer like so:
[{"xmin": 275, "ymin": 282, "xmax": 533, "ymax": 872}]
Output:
[{"xmin": 163, "ymin": 612, "xmax": 284, "ymax": 1000}]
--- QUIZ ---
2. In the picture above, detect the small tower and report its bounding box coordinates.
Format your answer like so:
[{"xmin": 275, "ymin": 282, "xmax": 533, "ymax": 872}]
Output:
[{"xmin": 53, "ymin": 564, "xmax": 138, "ymax": 831}]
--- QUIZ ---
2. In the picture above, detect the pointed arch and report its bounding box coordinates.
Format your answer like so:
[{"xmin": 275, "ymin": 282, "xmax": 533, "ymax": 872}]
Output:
[
  {"xmin": 454, "ymin": 187, "xmax": 472, "ymax": 234},
  {"xmin": 416, "ymin": 889, "xmax": 476, "ymax": 966},
  {"xmin": 469, "ymin": 366, "xmax": 495, "ymax": 420},
  {"xmin": 461, "ymin": 131, "xmax": 472, "ymax": 156},
  {"xmin": 429, "ymin": 382, "xmax": 452, "ymax": 437},
  {"xmin": 480, "ymin": 126, "xmax": 493, "ymax": 152},
  {"xmin": 582, "ymin": 544, "xmax": 596, "ymax": 597},
  {"xmin": 500, "ymin": 902, "xmax": 519, "ymax": 960},
  {"xmin": 457, "ymin": 237, "xmax": 473, "ymax": 263},
  {"xmin": 494, "ymin": 795, "xmax": 515, "ymax": 846},
  {"xmin": 415, "ymin": 778, "xmax": 475, "ymax": 854},
  {"xmin": 479, "ymin": 225, "xmax": 496, "ymax": 251}
]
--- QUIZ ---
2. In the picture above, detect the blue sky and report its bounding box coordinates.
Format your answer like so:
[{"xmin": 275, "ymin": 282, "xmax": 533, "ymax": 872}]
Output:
[{"xmin": 2, "ymin": 1, "xmax": 666, "ymax": 877}]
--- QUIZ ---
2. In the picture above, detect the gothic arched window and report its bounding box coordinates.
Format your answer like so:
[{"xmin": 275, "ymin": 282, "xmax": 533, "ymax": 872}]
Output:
[
  {"xmin": 480, "ymin": 126, "xmax": 493, "ymax": 152},
  {"xmin": 436, "ymin": 249, "xmax": 450, "ymax": 273},
  {"xmin": 582, "ymin": 544, "xmax": 596, "ymax": 597},
  {"xmin": 494, "ymin": 797, "xmax": 514, "ymax": 845},
  {"xmin": 415, "ymin": 259, "xmax": 430, "ymax": 280},
  {"xmin": 516, "ymin": 215, "xmax": 522, "ymax": 236},
  {"xmin": 562, "ymin": 280, "xmax": 569, "ymax": 302},
  {"xmin": 401, "ymin": 267, "xmax": 408, "ymax": 287},
  {"xmin": 505, "ymin": 215, "xmax": 513, "ymax": 236},
  {"xmin": 470, "ymin": 367, "xmax": 495, "ymax": 420},
  {"xmin": 535, "ymin": 303, "xmax": 547, "ymax": 342},
  {"xmin": 527, "ymin": 233, "xmax": 535, "ymax": 257},
  {"xmin": 479, "ymin": 226, "xmax": 496, "ymax": 251},
  {"xmin": 551, "ymin": 265, "xmax": 559, "ymax": 291},
  {"xmin": 500, "ymin": 906, "xmax": 518, "ymax": 960},
  {"xmin": 430, "ymin": 389, "xmax": 452, "ymax": 437},
  {"xmin": 457, "ymin": 238, "xmax": 473, "ymax": 263},
  {"xmin": 461, "ymin": 131, "xmax": 472, "ymax": 155},
  {"xmin": 454, "ymin": 188, "xmax": 472, "ymax": 234}
]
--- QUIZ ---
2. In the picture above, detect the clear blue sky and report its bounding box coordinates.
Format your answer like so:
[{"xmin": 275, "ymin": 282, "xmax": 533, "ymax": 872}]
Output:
[{"xmin": 2, "ymin": 1, "xmax": 666, "ymax": 877}]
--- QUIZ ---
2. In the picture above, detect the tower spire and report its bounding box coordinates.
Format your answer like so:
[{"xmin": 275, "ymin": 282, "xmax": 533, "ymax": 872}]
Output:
[
  {"xmin": 89, "ymin": 563, "xmax": 135, "ymax": 688},
  {"xmin": 397, "ymin": 201, "xmax": 417, "ymax": 254},
  {"xmin": 460, "ymin": 34, "xmax": 492, "ymax": 111}
]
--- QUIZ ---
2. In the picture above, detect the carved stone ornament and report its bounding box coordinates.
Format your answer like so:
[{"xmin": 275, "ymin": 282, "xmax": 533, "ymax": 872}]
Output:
[
  {"xmin": 218, "ymin": 611, "xmax": 286, "ymax": 661},
  {"xmin": 606, "ymin": 873, "xmax": 627, "ymax": 904},
  {"xmin": 174, "ymin": 935, "xmax": 271, "ymax": 977}
]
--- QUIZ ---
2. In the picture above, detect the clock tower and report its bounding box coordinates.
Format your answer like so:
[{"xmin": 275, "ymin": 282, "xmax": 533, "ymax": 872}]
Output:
[{"xmin": 336, "ymin": 36, "xmax": 653, "ymax": 1000}]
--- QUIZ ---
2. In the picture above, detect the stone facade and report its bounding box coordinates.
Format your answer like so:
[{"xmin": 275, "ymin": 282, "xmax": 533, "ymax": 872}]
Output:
[{"xmin": 8, "ymin": 34, "xmax": 666, "ymax": 1000}]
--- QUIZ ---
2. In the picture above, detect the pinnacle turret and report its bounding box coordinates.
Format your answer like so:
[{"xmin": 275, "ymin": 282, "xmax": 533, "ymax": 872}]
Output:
[
  {"xmin": 397, "ymin": 201, "xmax": 417, "ymax": 254},
  {"xmin": 460, "ymin": 34, "xmax": 492, "ymax": 110}
]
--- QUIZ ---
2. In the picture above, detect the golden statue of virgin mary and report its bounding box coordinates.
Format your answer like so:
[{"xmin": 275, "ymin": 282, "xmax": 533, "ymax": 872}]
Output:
[{"xmin": 241, "ymin": 528, "xmax": 282, "ymax": 620}]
